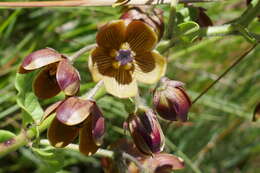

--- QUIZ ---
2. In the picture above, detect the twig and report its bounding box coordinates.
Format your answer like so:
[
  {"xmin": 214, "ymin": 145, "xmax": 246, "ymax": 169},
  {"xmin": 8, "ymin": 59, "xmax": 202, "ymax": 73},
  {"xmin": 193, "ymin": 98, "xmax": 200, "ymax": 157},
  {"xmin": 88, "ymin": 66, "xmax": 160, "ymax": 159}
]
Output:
[
  {"xmin": 192, "ymin": 44, "xmax": 258, "ymax": 104},
  {"xmin": 0, "ymin": 0, "xmax": 218, "ymax": 8},
  {"xmin": 68, "ymin": 44, "xmax": 96, "ymax": 62}
]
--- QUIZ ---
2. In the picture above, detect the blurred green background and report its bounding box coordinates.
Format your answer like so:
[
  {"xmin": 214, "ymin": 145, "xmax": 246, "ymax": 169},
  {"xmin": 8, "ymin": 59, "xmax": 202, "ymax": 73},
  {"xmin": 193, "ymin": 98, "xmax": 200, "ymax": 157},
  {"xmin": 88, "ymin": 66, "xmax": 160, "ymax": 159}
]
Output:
[{"xmin": 0, "ymin": 0, "xmax": 259, "ymax": 172}]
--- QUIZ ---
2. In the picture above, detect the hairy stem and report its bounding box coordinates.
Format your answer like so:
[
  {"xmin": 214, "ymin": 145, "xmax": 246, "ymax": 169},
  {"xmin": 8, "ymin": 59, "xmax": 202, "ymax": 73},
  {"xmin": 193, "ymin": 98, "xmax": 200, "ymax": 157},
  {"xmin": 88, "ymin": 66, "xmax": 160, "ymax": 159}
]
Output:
[
  {"xmin": 82, "ymin": 80, "xmax": 104, "ymax": 100},
  {"xmin": 68, "ymin": 44, "xmax": 96, "ymax": 63}
]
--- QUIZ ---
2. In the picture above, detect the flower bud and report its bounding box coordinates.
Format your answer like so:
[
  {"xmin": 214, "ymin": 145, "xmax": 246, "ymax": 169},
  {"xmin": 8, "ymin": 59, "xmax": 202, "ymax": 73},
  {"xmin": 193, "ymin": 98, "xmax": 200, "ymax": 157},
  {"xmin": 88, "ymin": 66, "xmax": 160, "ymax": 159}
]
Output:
[
  {"xmin": 120, "ymin": 6, "xmax": 164, "ymax": 40},
  {"xmin": 153, "ymin": 77, "xmax": 191, "ymax": 122},
  {"xmin": 127, "ymin": 107, "xmax": 165, "ymax": 155},
  {"xmin": 45, "ymin": 97, "xmax": 105, "ymax": 156},
  {"xmin": 19, "ymin": 48, "xmax": 80, "ymax": 99}
]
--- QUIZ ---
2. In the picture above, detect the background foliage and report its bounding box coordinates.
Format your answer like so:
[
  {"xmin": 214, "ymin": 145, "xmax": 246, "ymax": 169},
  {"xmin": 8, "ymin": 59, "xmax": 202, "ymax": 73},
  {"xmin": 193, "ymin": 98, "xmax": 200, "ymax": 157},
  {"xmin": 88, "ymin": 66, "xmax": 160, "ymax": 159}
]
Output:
[{"xmin": 0, "ymin": 0, "xmax": 259, "ymax": 172}]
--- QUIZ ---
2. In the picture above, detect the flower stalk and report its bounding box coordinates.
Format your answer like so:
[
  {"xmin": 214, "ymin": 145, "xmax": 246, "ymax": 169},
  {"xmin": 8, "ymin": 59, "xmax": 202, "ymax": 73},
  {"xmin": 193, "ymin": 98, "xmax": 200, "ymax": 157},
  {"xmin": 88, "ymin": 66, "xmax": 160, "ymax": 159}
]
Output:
[
  {"xmin": 68, "ymin": 44, "xmax": 96, "ymax": 63},
  {"xmin": 82, "ymin": 80, "xmax": 104, "ymax": 100}
]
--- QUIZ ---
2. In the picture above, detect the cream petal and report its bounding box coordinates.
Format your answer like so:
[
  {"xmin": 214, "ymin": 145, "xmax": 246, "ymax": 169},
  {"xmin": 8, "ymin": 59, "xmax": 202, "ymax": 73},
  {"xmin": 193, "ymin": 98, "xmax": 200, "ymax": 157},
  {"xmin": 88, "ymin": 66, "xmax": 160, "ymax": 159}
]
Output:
[
  {"xmin": 134, "ymin": 51, "xmax": 167, "ymax": 84},
  {"xmin": 125, "ymin": 20, "xmax": 158, "ymax": 54},
  {"xmin": 96, "ymin": 20, "xmax": 126, "ymax": 50},
  {"xmin": 103, "ymin": 69, "xmax": 138, "ymax": 98}
]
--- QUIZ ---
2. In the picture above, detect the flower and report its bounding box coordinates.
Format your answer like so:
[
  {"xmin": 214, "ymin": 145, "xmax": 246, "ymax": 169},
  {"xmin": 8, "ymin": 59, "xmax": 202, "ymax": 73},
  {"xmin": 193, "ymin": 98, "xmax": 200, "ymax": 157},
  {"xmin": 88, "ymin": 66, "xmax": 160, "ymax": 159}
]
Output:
[
  {"xmin": 153, "ymin": 77, "xmax": 191, "ymax": 122},
  {"xmin": 19, "ymin": 48, "xmax": 80, "ymax": 99},
  {"xmin": 88, "ymin": 20, "xmax": 167, "ymax": 98},
  {"xmin": 126, "ymin": 107, "xmax": 165, "ymax": 155},
  {"xmin": 101, "ymin": 139, "xmax": 185, "ymax": 173},
  {"xmin": 43, "ymin": 97, "xmax": 105, "ymax": 156}
]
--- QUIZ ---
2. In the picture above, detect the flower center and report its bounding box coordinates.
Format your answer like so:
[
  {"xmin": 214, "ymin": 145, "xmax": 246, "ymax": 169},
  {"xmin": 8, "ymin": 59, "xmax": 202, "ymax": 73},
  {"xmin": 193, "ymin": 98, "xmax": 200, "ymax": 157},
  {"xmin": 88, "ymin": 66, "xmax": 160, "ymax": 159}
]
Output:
[
  {"xmin": 116, "ymin": 49, "xmax": 133, "ymax": 65},
  {"xmin": 111, "ymin": 43, "xmax": 135, "ymax": 70}
]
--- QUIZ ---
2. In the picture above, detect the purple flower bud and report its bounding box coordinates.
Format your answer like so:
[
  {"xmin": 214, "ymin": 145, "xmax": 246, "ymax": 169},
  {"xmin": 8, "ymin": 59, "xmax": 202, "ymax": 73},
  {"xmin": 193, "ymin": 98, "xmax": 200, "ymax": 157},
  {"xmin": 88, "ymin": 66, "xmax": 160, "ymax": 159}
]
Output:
[
  {"xmin": 127, "ymin": 107, "xmax": 165, "ymax": 155},
  {"xmin": 153, "ymin": 77, "xmax": 191, "ymax": 122}
]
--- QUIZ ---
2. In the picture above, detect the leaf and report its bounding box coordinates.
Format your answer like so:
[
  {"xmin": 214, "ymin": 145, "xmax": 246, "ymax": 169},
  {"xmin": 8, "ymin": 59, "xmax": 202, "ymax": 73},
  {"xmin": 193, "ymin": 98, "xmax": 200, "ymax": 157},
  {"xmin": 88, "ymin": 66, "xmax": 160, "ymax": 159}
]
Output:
[
  {"xmin": 15, "ymin": 72, "xmax": 44, "ymax": 125},
  {"xmin": 32, "ymin": 147, "xmax": 64, "ymax": 171},
  {"xmin": 0, "ymin": 130, "xmax": 15, "ymax": 142},
  {"xmin": 178, "ymin": 21, "xmax": 200, "ymax": 43}
]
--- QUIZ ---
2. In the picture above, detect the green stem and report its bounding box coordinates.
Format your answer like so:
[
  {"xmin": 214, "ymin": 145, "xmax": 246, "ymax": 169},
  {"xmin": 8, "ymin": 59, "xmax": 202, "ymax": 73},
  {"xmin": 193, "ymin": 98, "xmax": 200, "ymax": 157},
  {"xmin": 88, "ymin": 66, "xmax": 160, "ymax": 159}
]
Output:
[{"xmin": 0, "ymin": 114, "xmax": 54, "ymax": 157}]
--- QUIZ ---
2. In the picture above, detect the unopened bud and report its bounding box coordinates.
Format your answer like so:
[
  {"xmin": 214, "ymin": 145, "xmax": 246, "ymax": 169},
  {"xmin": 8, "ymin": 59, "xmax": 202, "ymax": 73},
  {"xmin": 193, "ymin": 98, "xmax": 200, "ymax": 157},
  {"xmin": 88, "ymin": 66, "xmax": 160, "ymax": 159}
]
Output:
[
  {"xmin": 127, "ymin": 107, "xmax": 165, "ymax": 155},
  {"xmin": 153, "ymin": 77, "xmax": 191, "ymax": 122}
]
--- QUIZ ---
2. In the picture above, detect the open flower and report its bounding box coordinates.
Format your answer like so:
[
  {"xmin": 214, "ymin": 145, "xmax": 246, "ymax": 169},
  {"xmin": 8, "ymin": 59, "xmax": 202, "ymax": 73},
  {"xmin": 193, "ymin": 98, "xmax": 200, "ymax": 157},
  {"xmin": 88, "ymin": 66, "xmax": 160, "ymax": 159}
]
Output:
[
  {"xmin": 19, "ymin": 48, "xmax": 80, "ymax": 99},
  {"xmin": 89, "ymin": 20, "xmax": 167, "ymax": 98},
  {"xmin": 43, "ymin": 97, "xmax": 105, "ymax": 156}
]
